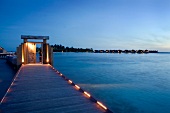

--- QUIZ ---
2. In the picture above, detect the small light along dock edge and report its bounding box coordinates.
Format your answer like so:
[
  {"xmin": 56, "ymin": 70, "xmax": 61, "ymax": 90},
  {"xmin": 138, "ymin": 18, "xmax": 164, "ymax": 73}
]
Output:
[{"xmin": 0, "ymin": 64, "xmax": 113, "ymax": 113}]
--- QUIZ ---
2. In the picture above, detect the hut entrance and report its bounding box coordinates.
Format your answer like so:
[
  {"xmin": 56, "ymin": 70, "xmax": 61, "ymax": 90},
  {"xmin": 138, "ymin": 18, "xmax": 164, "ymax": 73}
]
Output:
[
  {"xmin": 16, "ymin": 35, "xmax": 53, "ymax": 66},
  {"xmin": 27, "ymin": 42, "xmax": 36, "ymax": 63},
  {"xmin": 25, "ymin": 42, "xmax": 42, "ymax": 64},
  {"xmin": 36, "ymin": 43, "xmax": 43, "ymax": 63}
]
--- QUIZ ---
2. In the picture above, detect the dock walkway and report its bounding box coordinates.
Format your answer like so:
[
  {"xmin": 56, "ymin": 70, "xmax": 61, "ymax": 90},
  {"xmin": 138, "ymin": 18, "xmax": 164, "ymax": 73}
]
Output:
[{"xmin": 0, "ymin": 64, "xmax": 106, "ymax": 113}]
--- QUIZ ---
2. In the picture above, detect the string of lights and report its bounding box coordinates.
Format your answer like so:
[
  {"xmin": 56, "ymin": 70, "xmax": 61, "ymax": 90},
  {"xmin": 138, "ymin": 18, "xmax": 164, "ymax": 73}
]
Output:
[{"xmin": 50, "ymin": 65, "xmax": 113, "ymax": 113}]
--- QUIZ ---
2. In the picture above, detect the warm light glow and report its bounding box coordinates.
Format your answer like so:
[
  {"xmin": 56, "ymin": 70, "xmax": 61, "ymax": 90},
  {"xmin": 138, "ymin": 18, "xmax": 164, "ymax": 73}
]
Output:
[
  {"xmin": 75, "ymin": 85, "xmax": 80, "ymax": 89},
  {"xmin": 68, "ymin": 80, "xmax": 73, "ymax": 84},
  {"xmin": 7, "ymin": 89, "xmax": 10, "ymax": 93},
  {"xmin": 60, "ymin": 73, "xmax": 63, "ymax": 76},
  {"xmin": 27, "ymin": 43, "xmax": 34, "ymax": 51},
  {"xmin": 46, "ymin": 45, "xmax": 49, "ymax": 63},
  {"xmin": 22, "ymin": 45, "xmax": 24, "ymax": 63},
  {"xmin": 0, "ymin": 97, "xmax": 5, "ymax": 103},
  {"xmin": 97, "ymin": 101, "xmax": 107, "ymax": 110},
  {"xmin": 27, "ymin": 64, "xmax": 42, "ymax": 65},
  {"xmin": 84, "ymin": 91, "xmax": 91, "ymax": 97}
]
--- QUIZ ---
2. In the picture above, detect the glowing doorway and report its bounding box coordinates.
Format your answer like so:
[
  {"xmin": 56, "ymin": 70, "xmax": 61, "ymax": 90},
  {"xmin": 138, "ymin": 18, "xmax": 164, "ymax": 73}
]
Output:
[{"xmin": 27, "ymin": 42, "xmax": 36, "ymax": 63}]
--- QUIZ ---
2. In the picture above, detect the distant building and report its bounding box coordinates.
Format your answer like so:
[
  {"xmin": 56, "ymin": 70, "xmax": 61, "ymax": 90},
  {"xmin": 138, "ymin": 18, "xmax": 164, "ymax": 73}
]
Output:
[{"xmin": 0, "ymin": 46, "xmax": 7, "ymax": 53}]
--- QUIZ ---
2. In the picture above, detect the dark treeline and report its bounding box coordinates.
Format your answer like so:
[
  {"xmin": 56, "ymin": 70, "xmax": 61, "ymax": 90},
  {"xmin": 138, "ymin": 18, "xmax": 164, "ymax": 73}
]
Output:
[
  {"xmin": 51, "ymin": 44, "xmax": 93, "ymax": 52},
  {"xmin": 36, "ymin": 44, "xmax": 158, "ymax": 53}
]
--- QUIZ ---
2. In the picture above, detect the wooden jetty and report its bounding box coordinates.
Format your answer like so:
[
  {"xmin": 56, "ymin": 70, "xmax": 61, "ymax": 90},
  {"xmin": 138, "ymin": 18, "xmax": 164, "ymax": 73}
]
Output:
[
  {"xmin": 0, "ymin": 64, "xmax": 112, "ymax": 113},
  {"xmin": 0, "ymin": 53, "xmax": 12, "ymax": 59},
  {"xmin": 0, "ymin": 35, "xmax": 113, "ymax": 113},
  {"xmin": 0, "ymin": 47, "xmax": 10, "ymax": 59}
]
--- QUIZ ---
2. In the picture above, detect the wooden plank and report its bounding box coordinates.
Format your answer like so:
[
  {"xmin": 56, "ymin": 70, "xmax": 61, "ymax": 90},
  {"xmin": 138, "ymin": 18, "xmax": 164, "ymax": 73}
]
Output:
[
  {"xmin": 0, "ymin": 64, "xmax": 104, "ymax": 113},
  {"xmin": 21, "ymin": 35, "xmax": 49, "ymax": 40}
]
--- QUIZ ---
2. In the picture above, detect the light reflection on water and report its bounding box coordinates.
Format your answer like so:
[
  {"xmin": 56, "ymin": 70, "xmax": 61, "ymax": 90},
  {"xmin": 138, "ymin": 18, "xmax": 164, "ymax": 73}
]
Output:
[
  {"xmin": 79, "ymin": 83, "xmax": 132, "ymax": 88},
  {"xmin": 53, "ymin": 52, "xmax": 170, "ymax": 113}
]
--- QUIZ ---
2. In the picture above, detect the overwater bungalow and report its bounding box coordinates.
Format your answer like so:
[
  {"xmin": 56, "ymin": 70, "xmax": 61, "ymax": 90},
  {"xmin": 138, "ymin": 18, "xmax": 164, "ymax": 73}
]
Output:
[
  {"xmin": 118, "ymin": 50, "xmax": 122, "ymax": 53},
  {"xmin": 100, "ymin": 50, "xmax": 105, "ymax": 53},
  {"xmin": 131, "ymin": 49, "xmax": 136, "ymax": 53},
  {"xmin": 0, "ymin": 46, "xmax": 7, "ymax": 53},
  {"xmin": 106, "ymin": 50, "xmax": 110, "ymax": 53},
  {"xmin": 124, "ymin": 50, "xmax": 131, "ymax": 53},
  {"xmin": 94, "ymin": 50, "xmax": 99, "ymax": 53},
  {"xmin": 144, "ymin": 49, "xmax": 149, "ymax": 53},
  {"xmin": 137, "ymin": 50, "xmax": 144, "ymax": 54},
  {"xmin": 110, "ymin": 50, "xmax": 114, "ymax": 53}
]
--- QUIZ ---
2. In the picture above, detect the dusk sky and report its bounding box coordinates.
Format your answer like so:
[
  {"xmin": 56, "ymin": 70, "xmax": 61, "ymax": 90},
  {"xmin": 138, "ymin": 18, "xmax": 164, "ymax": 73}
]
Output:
[{"xmin": 1, "ymin": 0, "xmax": 170, "ymax": 51}]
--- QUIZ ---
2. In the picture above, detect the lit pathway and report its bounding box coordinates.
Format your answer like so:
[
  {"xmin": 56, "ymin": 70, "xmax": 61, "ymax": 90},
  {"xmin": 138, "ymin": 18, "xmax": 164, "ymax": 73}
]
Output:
[{"xmin": 0, "ymin": 64, "xmax": 112, "ymax": 113}]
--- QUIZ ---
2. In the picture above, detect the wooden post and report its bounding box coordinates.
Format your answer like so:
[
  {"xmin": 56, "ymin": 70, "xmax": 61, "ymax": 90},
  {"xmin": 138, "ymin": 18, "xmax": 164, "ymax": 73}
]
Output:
[
  {"xmin": 16, "ymin": 44, "xmax": 22, "ymax": 69},
  {"xmin": 23, "ymin": 43, "xmax": 27, "ymax": 64},
  {"xmin": 43, "ymin": 43, "xmax": 47, "ymax": 64},
  {"xmin": 23, "ymin": 39, "xmax": 27, "ymax": 43},
  {"xmin": 49, "ymin": 45, "xmax": 53, "ymax": 66}
]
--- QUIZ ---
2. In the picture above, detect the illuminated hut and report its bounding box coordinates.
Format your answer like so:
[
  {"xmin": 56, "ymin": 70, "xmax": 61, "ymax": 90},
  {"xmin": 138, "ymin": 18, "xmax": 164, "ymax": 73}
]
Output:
[{"xmin": 16, "ymin": 35, "xmax": 53, "ymax": 67}]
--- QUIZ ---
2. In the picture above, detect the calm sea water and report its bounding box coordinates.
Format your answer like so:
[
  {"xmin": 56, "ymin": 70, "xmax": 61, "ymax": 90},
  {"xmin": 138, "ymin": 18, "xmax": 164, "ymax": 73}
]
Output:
[
  {"xmin": 0, "ymin": 59, "xmax": 16, "ymax": 100},
  {"xmin": 53, "ymin": 52, "xmax": 170, "ymax": 113}
]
